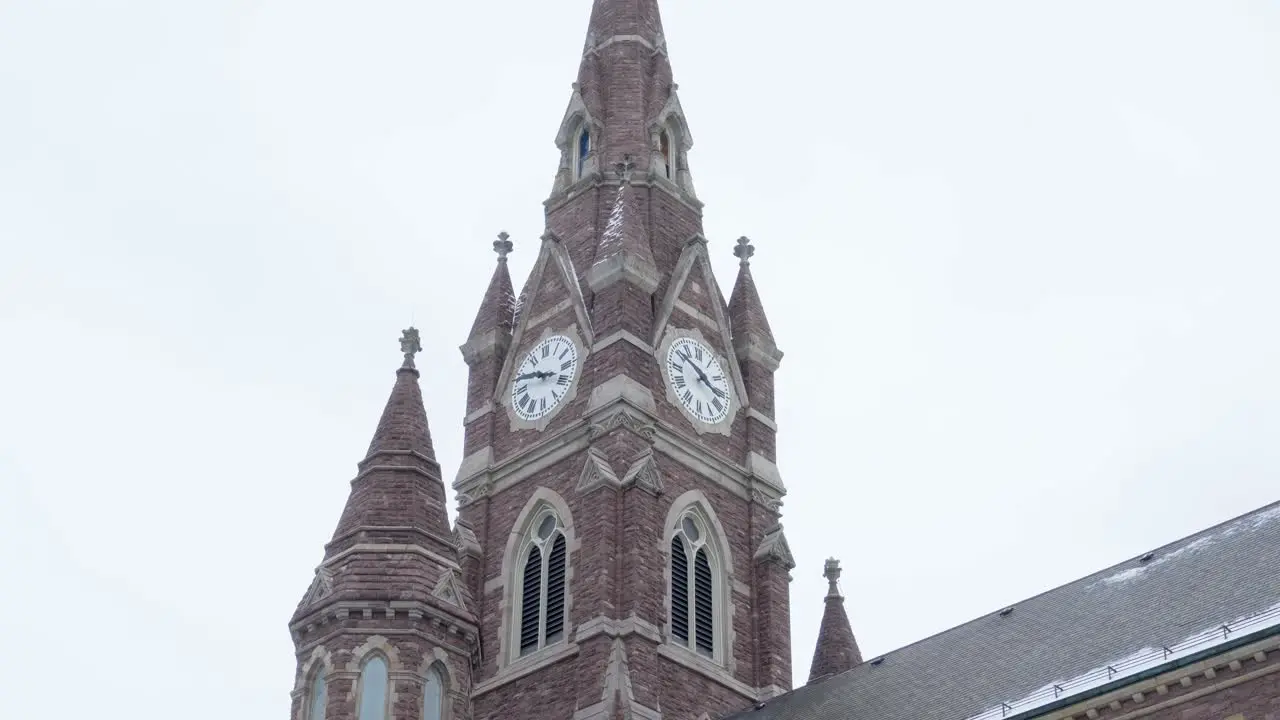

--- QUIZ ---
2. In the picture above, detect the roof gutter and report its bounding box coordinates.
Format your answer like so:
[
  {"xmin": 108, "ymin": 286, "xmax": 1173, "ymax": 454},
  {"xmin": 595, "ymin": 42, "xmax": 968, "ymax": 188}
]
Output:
[{"xmin": 1001, "ymin": 623, "xmax": 1280, "ymax": 720}]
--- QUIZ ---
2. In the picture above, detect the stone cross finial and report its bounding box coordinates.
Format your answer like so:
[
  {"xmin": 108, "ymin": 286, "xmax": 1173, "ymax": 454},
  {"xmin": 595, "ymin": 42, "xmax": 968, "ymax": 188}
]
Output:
[
  {"xmin": 734, "ymin": 236, "xmax": 755, "ymax": 265},
  {"xmin": 616, "ymin": 155, "xmax": 635, "ymax": 184},
  {"xmin": 494, "ymin": 231, "xmax": 513, "ymax": 261},
  {"xmin": 400, "ymin": 327, "xmax": 422, "ymax": 368},
  {"xmin": 824, "ymin": 557, "xmax": 842, "ymax": 598}
]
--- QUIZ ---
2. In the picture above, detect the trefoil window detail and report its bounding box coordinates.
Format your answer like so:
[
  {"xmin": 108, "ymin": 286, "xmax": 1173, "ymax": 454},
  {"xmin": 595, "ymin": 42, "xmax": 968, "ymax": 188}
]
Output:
[{"xmin": 517, "ymin": 511, "xmax": 568, "ymax": 657}]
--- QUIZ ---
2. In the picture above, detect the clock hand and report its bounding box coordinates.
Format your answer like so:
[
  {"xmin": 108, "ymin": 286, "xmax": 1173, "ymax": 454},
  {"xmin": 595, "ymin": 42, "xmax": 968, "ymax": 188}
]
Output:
[
  {"xmin": 514, "ymin": 370, "xmax": 556, "ymax": 382},
  {"xmin": 678, "ymin": 350, "xmax": 714, "ymax": 389}
]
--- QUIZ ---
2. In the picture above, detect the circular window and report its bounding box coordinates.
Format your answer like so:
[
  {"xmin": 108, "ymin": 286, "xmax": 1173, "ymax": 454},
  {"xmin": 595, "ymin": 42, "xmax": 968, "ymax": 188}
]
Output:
[
  {"xmin": 537, "ymin": 515, "xmax": 557, "ymax": 540},
  {"xmin": 682, "ymin": 516, "xmax": 700, "ymax": 542}
]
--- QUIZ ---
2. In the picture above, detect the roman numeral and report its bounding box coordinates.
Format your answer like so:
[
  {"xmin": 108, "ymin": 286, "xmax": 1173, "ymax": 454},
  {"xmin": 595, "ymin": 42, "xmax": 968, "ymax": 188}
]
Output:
[
  {"xmin": 712, "ymin": 374, "xmax": 723, "ymax": 381},
  {"xmin": 712, "ymin": 397, "xmax": 723, "ymax": 412},
  {"xmin": 518, "ymin": 394, "xmax": 530, "ymax": 410},
  {"xmin": 556, "ymin": 374, "xmax": 570, "ymax": 386},
  {"xmin": 682, "ymin": 389, "xmax": 693, "ymax": 404},
  {"xmin": 673, "ymin": 375, "xmax": 686, "ymax": 389},
  {"xmin": 695, "ymin": 399, "xmax": 703, "ymax": 415},
  {"xmin": 561, "ymin": 360, "xmax": 573, "ymax": 371},
  {"xmin": 694, "ymin": 346, "xmax": 703, "ymax": 361},
  {"xmin": 539, "ymin": 398, "xmax": 547, "ymax": 411},
  {"xmin": 558, "ymin": 347, "xmax": 570, "ymax": 360},
  {"xmin": 542, "ymin": 345, "xmax": 550, "ymax": 358}
]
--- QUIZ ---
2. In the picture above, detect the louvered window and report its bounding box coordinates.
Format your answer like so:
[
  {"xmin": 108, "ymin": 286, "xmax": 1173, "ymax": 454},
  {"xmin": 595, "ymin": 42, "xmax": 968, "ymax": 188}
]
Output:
[
  {"xmin": 670, "ymin": 536, "xmax": 689, "ymax": 643},
  {"xmin": 670, "ymin": 511, "xmax": 718, "ymax": 660},
  {"xmin": 516, "ymin": 511, "xmax": 569, "ymax": 658}
]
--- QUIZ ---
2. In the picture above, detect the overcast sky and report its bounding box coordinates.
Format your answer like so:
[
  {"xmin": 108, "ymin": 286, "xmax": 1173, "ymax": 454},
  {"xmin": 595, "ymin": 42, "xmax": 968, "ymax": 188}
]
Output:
[{"xmin": 1, "ymin": 1, "xmax": 1277, "ymax": 717}]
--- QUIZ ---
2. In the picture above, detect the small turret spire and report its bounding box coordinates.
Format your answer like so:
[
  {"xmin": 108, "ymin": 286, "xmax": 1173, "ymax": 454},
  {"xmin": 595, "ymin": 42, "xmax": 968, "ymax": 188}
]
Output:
[
  {"xmin": 808, "ymin": 558, "xmax": 864, "ymax": 684},
  {"xmin": 729, "ymin": 236, "xmax": 776, "ymax": 345},
  {"xmin": 367, "ymin": 328, "xmax": 436, "ymax": 460},
  {"xmin": 467, "ymin": 233, "xmax": 517, "ymax": 341}
]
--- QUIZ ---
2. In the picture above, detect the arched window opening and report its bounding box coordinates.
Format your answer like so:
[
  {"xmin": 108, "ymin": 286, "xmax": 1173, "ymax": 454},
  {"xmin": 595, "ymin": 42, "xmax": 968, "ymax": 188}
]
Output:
[
  {"xmin": 422, "ymin": 665, "xmax": 444, "ymax": 720},
  {"xmin": 670, "ymin": 510, "xmax": 717, "ymax": 658},
  {"xmin": 357, "ymin": 656, "xmax": 389, "ymax": 720},
  {"xmin": 576, "ymin": 127, "xmax": 591, "ymax": 179},
  {"xmin": 308, "ymin": 670, "xmax": 327, "ymax": 720},
  {"xmin": 516, "ymin": 510, "xmax": 569, "ymax": 657},
  {"xmin": 659, "ymin": 129, "xmax": 673, "ymax": 180}
]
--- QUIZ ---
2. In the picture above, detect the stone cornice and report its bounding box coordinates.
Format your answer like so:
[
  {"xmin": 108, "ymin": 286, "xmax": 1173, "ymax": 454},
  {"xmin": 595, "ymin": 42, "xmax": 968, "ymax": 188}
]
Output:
[
  {"xmin": 471, "ymin": 642, "xmax": 580, "ymax": 698},
  {"xmin": 290, "ymin": 600, "xmax": 478, "ymax": 645},
  {"xmin": 454, "ymin": 401, "xmax": 786, "ymax": 505},
  {"xmin": 321, "ymin": 540, "xmax": 461, "ymax": 572},
  {"xmin": 656, "ymin": 643, "xmax": 765, "ymax": 702}
]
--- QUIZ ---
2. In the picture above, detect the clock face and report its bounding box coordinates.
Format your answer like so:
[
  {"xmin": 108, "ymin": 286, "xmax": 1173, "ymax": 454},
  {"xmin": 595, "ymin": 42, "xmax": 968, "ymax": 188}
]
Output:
[
  {"xmin": 665, "ymin": 337, "xmax": 731, "ymax": 424},
  {"xmin": 511, "ymin": 335, "xmax": 579, "ymax": 422}
]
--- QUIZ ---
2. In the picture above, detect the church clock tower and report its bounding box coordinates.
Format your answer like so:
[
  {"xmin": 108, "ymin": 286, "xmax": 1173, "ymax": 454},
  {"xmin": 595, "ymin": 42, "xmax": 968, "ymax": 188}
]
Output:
[
  {"xmin": 454, "ymin": 0, "xmax": 792, "ymax": 717},
  {"xmin": 289, "ymin": 1, "xmax": 791, "ymax": 719}
]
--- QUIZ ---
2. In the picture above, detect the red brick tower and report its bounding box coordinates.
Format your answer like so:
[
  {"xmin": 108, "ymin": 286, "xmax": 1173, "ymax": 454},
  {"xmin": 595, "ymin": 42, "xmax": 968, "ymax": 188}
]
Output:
[
  {"xmin": 288, "ymin": 330, "xmax": 479, "ymax": 720},
  {"xmin": 453, "ymin": 0, "xmax": 793, "ymax": 716}
]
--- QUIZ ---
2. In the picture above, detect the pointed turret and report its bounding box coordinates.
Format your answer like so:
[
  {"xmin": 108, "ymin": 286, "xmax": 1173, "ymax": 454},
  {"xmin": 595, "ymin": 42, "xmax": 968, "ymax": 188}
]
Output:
[
  {"xmin": 330, "ymin": 327, "xmax": 453, "ymax": 558},
  {"xmin": 288, "ymin": 331, "xmax": 477, "ymax": 720},
  {"xmin": 586, "ymin": 0, "xmax": 664, "ymax": 44},
  {"xmin": 729, "ymin": 236, "xmax": 776, "ymax": 347},
  {"xmin": 808, "ymin": 558, "xmax": 864, "ymax": 684},
  {"xmin": 467, "ymin": 232, "xmax": 516, "ymax": 342}
]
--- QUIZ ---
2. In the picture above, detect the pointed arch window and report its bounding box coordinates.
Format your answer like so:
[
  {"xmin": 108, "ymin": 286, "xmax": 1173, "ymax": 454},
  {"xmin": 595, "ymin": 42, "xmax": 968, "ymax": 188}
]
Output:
[
  {"xmin": 659, "ymin": 128, "xmax": 673, "ymax": 180},
  {"xmin": 307, "ymin": 670, "xmax": 327, "ymax": 720},
  {"xmin": 516, "ymin": 511, "xmax": 568, "ymax": 657},
  {"xmin": 422, "ymin": 664, "xmax": 444, "ymax": 720},
  {"xmin": 575, "ymin": 126, "xmax": 591, "ymax": 179},
  {"xmin": 357, "ymin": 656, "xmax": 389, "ymax": 720},
  {"xmin": 670, "ymin": 510, "xmax": 718, "ymax": 658}
]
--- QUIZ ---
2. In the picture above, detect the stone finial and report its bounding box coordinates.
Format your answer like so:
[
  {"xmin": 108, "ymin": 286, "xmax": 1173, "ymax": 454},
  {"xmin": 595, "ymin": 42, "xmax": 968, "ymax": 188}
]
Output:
[
  {"xmin": 616, "ymin": 155, "xmax": 636, "ymax": 184},
  {"xmin": 734, "ymin": 236, "xmax": 755, "ymax": 265},
  {"xmin": 399, "ymin": 327, "xmax": 422, "ymax": 368},
  {"xmin": 494, "ymin": 231, "xmax": 513, "ymax": 261},
  {"xmin": 824, "ymin": 557, "xmax": 842, "ymax": 598}
]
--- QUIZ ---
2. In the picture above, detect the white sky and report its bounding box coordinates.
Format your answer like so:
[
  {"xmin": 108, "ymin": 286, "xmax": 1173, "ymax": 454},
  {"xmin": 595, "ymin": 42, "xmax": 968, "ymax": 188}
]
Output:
[{"xmin": 1, "ymin": 1, "xmax": 1277, "ymax": 717}]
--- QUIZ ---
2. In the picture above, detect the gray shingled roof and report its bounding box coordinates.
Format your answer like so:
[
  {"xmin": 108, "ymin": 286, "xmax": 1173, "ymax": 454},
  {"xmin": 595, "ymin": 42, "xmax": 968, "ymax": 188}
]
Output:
[{"xmin": 728, "ymin": 501, "xmax": 1280, "ymax": 720}]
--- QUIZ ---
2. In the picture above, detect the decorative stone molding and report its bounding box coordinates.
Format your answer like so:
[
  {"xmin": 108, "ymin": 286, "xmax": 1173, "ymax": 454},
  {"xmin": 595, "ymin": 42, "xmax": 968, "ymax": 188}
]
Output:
[
  {"xmin": 346, "ymin": 635, "xmax": 402, "ymax": 671},
  {"xmin": 299, "ymin": 566, "xmax": 334, "ymax": 608},
  {"xmin": 754, "ymin": 525, "xmax": 796, "ymax": 570},
  {"xmin": 432, "ymin": 570, "xmax": 467, "ymax": 608},
  {"xmin": 587, "ymin": 409, "xmax": 657, "ymax": 441},
  {"xmin": 577, "ymin": 447, "xmax": 621, "ymax": 494},
  {"xmin": 621, "ymin": 450, "xmax": 664, "ymax": 496},
  {"xmin": 453, "ymin": 522, "xmax": 482, "ymax": 557},
  {"xmin": 750, "ymin": 488, "xmax": 783, "ymax": 513}
]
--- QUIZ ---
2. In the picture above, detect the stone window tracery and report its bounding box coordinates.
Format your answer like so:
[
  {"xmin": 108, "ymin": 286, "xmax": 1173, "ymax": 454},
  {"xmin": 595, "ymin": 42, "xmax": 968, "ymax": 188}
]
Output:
[
  {"xmin": 515, "ymin": 509, "xmax": 569, "ymax": 657},
  {"xmin": 670, "ymin": 507, "xmax": 720, "ymax": 659}
]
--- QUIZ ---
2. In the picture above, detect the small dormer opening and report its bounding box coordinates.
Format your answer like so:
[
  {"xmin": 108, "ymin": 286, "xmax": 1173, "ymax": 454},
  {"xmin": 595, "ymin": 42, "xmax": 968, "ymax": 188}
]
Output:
[
  {"xmin": 575, "ymin": 126, "xmax": 591, "ymax": 179},
  {"xmin": 659, "ymin": 129, "xmax": 673, "ymax": 179}
]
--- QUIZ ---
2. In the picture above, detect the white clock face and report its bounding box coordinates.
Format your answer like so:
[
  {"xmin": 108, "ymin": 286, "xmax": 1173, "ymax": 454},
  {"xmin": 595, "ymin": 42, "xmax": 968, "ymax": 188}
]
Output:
[
  {"xmin": 511, "ymin": 335, "xmax": 579, "ymax": 422},
  {"xmin": 665, "ymin": 337, "xmax": 731, "ymax": 424}
]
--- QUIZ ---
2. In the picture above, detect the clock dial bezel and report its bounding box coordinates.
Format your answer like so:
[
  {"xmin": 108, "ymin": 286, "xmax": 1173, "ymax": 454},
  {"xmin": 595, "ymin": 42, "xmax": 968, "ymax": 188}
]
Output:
[
  {"xmin": 657, "ymin": 327, "xmax": 738, "ymax": 435},
  {"xmin": 504, "ymin": 326, "xmax": 587, "ymax": 431}
]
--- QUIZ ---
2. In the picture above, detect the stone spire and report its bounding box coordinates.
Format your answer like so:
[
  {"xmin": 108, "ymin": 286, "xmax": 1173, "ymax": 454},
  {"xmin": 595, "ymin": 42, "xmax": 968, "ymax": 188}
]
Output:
[
  {"xmin": 289, "ymin": 331, "xmax": 476, "ymax": 720},
  {"xmin": 335, "ymin": 328, "xmax": 451, "ymax": 543},
  {"xmin": 586, "ymin": 0, "xmax": 664, "ymax": 46},
  {"xmin": 808, "ymin": 558, "xmax": 864, "ymax": 684},
  {"xmin": 467, "ymin": 232, "xmax": 517, "ymax": 341},
  {"xmin": 729, "ymin": 236, "xmax": 776, "ymax": 346}
]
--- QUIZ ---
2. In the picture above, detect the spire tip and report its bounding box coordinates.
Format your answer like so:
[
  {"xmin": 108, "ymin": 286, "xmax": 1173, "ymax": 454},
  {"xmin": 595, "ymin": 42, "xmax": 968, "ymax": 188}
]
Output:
[
  {"xmin": 494, "ymin": 232, "xmax": 514, "ymax": 261},
  {"xmin": 399, "ymin": 327, "xmax": 422, "ymax": 369},
  {"xmin": 824, "ymin": 557, "xmax": 842, "ymax": 597},
  {"xmin": 734, "ymin": 236, "xmax": 755, "ymax": 264}
]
